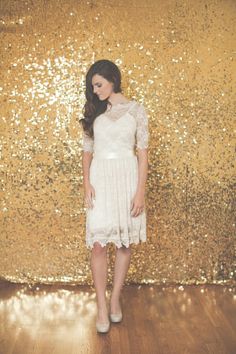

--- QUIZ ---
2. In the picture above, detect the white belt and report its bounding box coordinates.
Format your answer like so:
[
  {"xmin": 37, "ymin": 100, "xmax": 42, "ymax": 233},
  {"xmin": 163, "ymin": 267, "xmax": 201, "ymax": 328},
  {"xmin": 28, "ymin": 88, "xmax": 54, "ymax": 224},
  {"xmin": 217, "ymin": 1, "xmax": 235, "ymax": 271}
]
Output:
[{"xmin": 93, "ymin": 150, "xmax": 136, "ymax": 159}]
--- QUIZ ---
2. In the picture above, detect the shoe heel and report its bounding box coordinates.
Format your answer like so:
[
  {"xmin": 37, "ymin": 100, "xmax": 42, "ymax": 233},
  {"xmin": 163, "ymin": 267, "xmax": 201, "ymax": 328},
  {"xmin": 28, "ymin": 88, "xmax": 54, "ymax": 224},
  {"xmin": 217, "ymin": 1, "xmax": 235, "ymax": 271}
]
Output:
[
  {"xmin": 110, "ymin": 312, "xmax": 123, "ymax": 323},
  {"xmin": 96, "ymin": 321, "xmax": 110, "ymax": 333}
]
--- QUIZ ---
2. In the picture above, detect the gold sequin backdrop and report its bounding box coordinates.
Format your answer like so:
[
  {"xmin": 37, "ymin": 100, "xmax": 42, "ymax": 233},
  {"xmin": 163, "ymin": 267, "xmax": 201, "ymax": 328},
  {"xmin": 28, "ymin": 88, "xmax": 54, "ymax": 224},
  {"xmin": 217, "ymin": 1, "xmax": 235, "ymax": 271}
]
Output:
[{"xmin": 0, "ymin": 0, "xmax": 235, "ymax": 286}]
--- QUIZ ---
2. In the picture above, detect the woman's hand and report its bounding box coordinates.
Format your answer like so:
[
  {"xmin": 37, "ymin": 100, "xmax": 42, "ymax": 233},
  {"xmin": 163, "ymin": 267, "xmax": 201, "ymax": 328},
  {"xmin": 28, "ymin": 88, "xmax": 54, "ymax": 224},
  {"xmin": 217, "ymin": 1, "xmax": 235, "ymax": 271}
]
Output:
[
  {"xmin": 84, "ymin": 182, "xmax": 95, "ymax": 209},
  {"xmin": 130, "ymin": 191, "xmax": 145, "ymax": 217}
]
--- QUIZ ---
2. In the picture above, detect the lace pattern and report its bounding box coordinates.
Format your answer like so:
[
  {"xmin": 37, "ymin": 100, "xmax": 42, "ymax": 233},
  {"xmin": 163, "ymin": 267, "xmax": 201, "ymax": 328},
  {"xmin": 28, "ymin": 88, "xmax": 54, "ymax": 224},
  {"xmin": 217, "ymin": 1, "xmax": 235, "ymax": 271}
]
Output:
[
  {"xmin": 104, "ymin": 101, "xmax": 136, "ymax": 121},
  {"xmin": 82, "ymin": 100, "xmax": 148, "ymax": 248},
  {"xmin": 81, "ymin": 101, "xmax": 149, "ymax": 152},
  {"xmin": 87, "ymin": 239, "xmax": 146, "ymax": 249},
  {"xmin": 86, "ymin": 224, "xmax": 146, "ymax": 249},
  {"xmin": 123, "ymin": 102, "xmax": 149, "ymax": 150},
  {"xmin": 82, "ymin": 131, "xmax": 94, "ymax": 152}
]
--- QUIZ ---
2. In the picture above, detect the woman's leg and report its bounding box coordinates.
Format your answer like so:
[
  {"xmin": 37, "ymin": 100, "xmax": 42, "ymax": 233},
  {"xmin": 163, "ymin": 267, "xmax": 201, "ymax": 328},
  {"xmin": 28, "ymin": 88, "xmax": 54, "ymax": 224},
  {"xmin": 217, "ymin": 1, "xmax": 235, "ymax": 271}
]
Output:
[
  {"xmin": 90, "ymin": 242, "xmax": 109, "ymax": 323},
  {"xmin": 110, "ymin": 245, "xmax": 131, "ymax": 313}
]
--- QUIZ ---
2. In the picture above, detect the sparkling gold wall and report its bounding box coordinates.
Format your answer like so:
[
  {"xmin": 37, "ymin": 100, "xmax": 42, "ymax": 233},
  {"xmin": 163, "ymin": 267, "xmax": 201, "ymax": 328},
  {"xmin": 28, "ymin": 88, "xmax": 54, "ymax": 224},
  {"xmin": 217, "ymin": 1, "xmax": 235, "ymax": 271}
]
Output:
[{"xmin": 0, "ymin": 0, "xmax": 235, "ymax": 285}]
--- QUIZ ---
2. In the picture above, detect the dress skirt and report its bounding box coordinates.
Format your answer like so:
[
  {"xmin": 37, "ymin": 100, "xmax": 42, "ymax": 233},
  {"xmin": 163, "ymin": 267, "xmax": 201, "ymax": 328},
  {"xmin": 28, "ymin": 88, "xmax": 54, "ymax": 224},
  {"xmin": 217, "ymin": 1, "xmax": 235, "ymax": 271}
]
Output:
[{"xmin": 85, "ymin": 154, "xmax": 147, "ymax": 249}]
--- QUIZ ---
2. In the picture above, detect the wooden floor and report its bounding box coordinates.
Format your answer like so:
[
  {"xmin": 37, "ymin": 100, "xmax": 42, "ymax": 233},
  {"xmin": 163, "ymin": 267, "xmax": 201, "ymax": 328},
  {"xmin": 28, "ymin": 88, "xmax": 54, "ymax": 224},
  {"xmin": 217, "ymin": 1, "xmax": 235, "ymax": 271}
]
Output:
[{"xmin": 0, "ymin": 280, "xmax": 235, "ymax": 354}]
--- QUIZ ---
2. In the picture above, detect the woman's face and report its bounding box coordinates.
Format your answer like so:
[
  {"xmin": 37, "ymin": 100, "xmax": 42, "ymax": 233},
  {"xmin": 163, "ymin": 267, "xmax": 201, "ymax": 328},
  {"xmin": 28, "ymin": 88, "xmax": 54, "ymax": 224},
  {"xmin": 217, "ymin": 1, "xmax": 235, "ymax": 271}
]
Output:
[{"xmin": 91, "ymin": 74, "xmax": 114, "ymax": 100}]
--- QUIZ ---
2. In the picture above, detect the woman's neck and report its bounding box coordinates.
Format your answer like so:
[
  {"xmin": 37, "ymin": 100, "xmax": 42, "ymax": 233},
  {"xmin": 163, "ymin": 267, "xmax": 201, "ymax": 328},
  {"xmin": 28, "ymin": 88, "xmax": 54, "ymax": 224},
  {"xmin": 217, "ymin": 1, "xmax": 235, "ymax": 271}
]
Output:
[{"xmin": 108, "ymin": 93, "xmax": 129, "ymax": 105}]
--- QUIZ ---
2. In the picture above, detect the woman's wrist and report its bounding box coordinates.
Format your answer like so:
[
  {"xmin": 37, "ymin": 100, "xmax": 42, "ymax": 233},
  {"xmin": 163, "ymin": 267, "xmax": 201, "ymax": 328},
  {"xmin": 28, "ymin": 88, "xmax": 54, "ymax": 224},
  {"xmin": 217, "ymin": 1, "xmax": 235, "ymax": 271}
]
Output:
[
  {"xmin": 135, "ymin": 188, "xmax": 146, "ymax": 197},
  {"xmin": 83, "ymin": 179, "xmax": 91, "ymax": 187}
]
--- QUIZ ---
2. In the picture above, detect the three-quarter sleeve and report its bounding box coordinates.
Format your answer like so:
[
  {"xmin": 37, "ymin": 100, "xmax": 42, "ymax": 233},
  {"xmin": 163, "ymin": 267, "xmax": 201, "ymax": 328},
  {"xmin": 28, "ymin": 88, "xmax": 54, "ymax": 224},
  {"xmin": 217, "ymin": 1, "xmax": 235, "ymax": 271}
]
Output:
[
  {"xmin": 82, "ymin": 131, "xmax": 94, "ymax": 153},
  {"xmin": 135, "ymin": 104, "xmax": 149, "ymax": 149}
]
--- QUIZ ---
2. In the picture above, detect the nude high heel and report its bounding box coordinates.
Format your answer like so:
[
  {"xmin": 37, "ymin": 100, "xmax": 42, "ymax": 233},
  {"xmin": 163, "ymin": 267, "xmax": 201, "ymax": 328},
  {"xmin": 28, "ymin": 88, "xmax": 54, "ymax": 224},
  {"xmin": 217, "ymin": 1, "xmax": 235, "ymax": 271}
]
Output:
[
  {"xmin": 96, "ymin": 320, "xmax": 110, "ymax": 333},
  {"xmin": 109, "ymin": 298, "xmax": 123, "ymax": 322},
  {"xmin": 110, "ymin": 311, "xmax": 123, "ymax": 323}
]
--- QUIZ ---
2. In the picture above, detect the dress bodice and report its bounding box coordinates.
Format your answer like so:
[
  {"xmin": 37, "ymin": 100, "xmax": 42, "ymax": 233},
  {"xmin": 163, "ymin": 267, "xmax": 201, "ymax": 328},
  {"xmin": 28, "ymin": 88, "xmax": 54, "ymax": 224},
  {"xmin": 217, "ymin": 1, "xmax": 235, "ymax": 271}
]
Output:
[{"xmin": 82, "ymin": 100, "xmax": 149, "ymax": 158}]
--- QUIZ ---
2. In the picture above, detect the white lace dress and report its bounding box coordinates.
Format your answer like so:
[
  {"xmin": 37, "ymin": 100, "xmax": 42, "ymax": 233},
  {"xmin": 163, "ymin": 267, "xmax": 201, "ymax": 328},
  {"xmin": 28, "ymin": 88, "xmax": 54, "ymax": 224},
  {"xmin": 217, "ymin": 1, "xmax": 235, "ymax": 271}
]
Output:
[{"xmin": 82, "ymin": 100, "xmax": 149, "ymax": 249}]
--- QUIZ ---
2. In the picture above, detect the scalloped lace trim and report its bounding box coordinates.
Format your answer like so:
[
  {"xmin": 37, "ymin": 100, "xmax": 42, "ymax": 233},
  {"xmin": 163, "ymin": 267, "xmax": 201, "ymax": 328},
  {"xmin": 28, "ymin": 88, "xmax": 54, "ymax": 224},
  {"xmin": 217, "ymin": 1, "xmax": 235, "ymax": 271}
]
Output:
[
  {"xmin": 86, "ymin": 238, "xmax": 146, "ymax": 249},
  {"xmin": 86, "ymin": 226, "xmax": 146, "ymax": 249}
]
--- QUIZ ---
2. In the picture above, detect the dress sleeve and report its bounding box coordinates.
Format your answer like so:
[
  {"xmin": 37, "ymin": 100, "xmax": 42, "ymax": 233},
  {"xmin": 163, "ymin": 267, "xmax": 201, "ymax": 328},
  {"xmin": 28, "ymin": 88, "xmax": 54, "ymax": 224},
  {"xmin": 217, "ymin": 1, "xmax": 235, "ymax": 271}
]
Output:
[
  {"xmin": 135, "ymin": 104, "xmax": 149, "ymax": 149},
  {"xmin": 82, "ymin": 131, "xmax": 94, "ymax": 153}
]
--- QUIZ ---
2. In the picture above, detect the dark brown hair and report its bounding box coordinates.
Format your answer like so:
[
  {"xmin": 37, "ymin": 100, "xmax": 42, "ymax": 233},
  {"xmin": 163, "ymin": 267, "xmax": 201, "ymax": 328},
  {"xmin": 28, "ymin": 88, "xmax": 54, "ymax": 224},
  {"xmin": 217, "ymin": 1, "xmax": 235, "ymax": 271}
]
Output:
[{"xmin": 79, "ymin": 59, "xmax": 122, "ymax": 138}]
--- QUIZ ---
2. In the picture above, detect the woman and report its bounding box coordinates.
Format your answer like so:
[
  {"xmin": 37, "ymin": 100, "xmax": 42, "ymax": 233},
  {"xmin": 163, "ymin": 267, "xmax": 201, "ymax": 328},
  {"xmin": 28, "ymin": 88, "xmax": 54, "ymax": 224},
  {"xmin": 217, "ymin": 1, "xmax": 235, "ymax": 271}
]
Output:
[{"xmin": 80, "ymin": 59, "xmax": 149, "ymax": 333}]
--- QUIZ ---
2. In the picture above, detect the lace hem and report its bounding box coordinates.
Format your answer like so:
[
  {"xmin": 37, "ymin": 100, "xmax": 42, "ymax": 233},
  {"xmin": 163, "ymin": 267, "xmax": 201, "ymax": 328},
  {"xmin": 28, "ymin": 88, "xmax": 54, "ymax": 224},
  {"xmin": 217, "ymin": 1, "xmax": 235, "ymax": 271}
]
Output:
[
  {"xmin": 86, "ymin": 225, "xmax": 146, "ymax": 249},
  {"xmin": 86, "ymin": 238, "xmax": 147, "ymax": 249}
]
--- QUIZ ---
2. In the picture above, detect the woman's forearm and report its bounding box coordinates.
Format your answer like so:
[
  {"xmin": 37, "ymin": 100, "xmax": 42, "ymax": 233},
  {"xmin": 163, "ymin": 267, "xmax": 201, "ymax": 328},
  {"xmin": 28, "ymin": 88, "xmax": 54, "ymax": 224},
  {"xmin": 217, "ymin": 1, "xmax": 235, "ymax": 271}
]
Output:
[
  {"xmin": 82, "ymin": 151, "xmax": 93, "ymax": 187},
  {"xmin": 136, "ymin": 149, "xmax": 148, "ymax": 195}
]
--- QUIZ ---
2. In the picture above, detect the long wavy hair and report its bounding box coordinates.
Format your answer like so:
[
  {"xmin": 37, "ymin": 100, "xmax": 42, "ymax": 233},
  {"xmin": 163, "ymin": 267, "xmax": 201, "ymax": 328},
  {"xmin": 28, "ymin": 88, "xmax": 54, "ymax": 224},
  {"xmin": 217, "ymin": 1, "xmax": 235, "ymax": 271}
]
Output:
[{"xmin": 79, "ymin": 59, "xmax": 122, "ymax": 138}]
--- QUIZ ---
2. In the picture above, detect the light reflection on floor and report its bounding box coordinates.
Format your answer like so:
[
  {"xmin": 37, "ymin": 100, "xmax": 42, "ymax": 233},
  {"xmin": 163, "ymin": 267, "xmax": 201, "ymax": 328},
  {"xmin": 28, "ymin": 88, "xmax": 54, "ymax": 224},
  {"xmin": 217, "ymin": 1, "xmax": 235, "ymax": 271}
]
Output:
[
  {"xmin": 0, "ymin": 283, "xmax": 235, "ymax": 353},
  {"xmin": 0, "ymin": 284, "xmax": 98, "ymax": 346}
]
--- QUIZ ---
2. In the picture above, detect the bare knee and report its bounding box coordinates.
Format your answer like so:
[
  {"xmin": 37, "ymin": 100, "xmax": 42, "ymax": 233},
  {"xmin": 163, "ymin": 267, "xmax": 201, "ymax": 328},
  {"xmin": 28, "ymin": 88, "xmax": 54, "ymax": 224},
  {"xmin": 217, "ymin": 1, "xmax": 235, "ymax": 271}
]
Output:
[
  {"xmin": 116, "ymin": 245, "xmax": 131, "ymax": 254},
  {"xmin": 91, "ymin": 242, "xmax": 107, "ymax": 256}
]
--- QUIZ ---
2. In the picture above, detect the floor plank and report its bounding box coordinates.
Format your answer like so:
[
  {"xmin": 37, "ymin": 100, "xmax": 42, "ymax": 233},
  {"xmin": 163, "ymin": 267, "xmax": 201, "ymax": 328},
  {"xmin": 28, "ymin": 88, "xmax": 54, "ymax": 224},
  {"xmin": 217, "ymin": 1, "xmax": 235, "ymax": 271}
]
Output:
[{"xmin": 0, "ymin": 281, "xmax": 235, "ymax": 354}]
